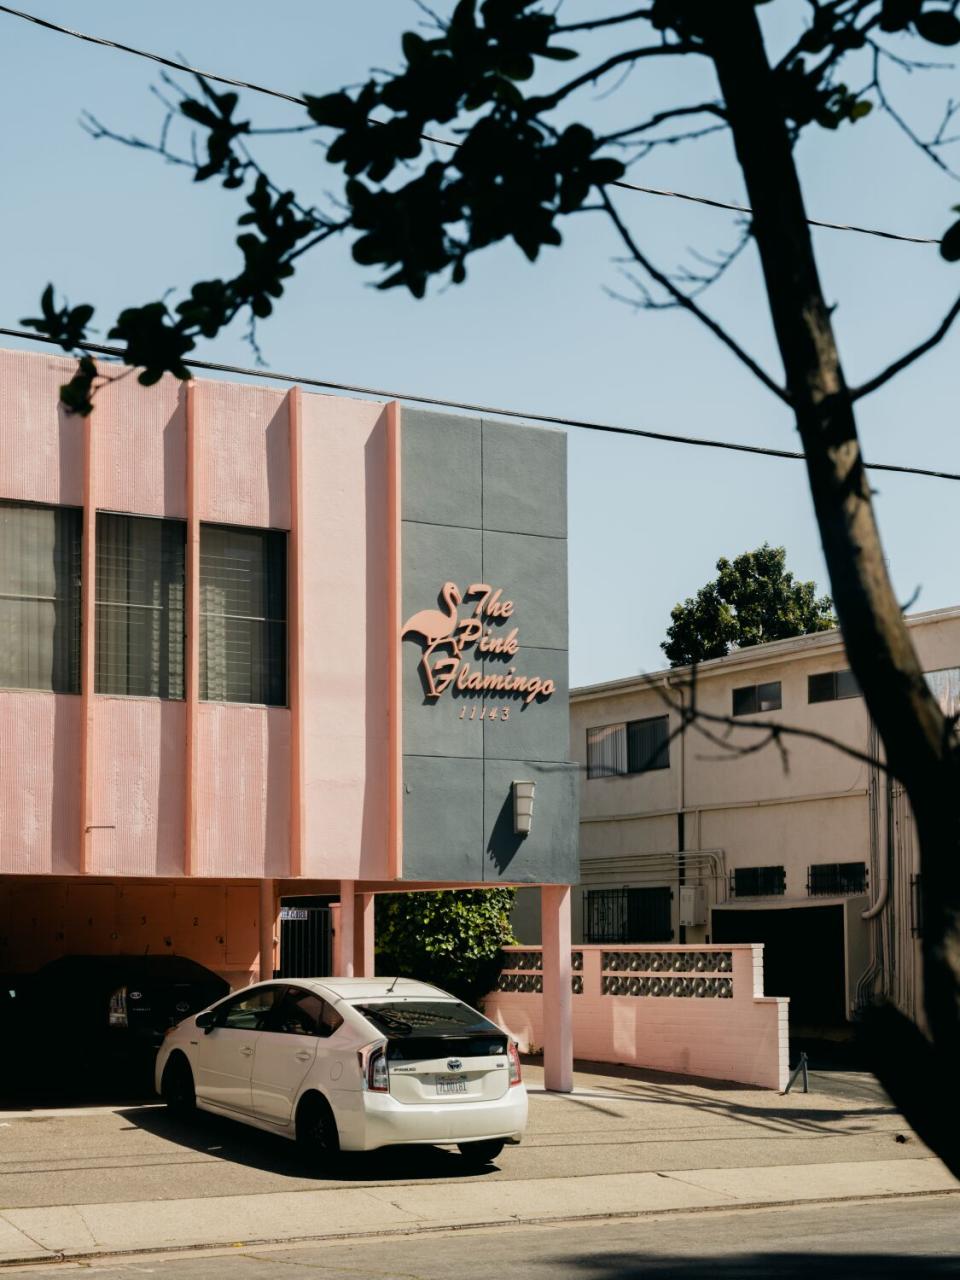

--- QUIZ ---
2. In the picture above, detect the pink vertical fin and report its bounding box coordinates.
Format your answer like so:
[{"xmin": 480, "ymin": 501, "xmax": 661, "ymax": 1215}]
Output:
[
  {"xmin": 386, "ymin": 400, "xmax": 403, "ymax": 879},
  {"xmin": 287, "ymin": 386, "xmax": 305, "ymax": 879},
  {"xmin": 79, "ymin": 386, "xmax": 97, "ymax": 874},
  {"xmin": 184, "ymin": 380, "xmax": 200, "ymax": 877}
]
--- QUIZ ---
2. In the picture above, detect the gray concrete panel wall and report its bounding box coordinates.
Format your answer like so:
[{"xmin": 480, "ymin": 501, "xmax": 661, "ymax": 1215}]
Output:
[{"xmin": 400, "ymin": 409, "xmax": 578, "ymax": 884}]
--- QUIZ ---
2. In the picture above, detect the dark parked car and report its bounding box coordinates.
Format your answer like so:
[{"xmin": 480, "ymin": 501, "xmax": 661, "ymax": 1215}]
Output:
[{"xmin": 4, "ymin": 955, "xmax": 229, "ymax": 1092}]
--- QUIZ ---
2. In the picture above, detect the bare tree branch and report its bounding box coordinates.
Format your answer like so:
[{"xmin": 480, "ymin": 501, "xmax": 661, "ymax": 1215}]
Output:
[
  {"xmin": 599, "ymin": 188, "xmax": 791, "ymax": 403},
  {"xmin": 531, "ymin": 44, "xmax": 698, "ymax": 111},
  {"xmin": 602, "ymin": 102, "xmax": 726, "ymax": 144},
  {"xmin": 554, "ymin": 7, "xmax": 654, "ymax": 34},
  {"xmin": 851, "ymin": 292, "xmax": 960, "ymax": 401}
]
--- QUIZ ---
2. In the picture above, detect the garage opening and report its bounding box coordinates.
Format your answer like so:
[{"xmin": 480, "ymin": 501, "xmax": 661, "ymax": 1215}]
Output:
[{"xmin": 712, "ymin": 904, "xmax": 846, "ymax": 1029}]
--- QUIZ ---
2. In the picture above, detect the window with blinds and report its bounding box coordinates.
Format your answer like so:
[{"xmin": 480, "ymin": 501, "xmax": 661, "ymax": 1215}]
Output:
[
  {"xmin": 0, "ymin": 500, "xmax": 81, "ymax": 693},
  {"xmin": 96, "ymin": 513, "xmax": 185, "ymax": 698},
  {"xmin": 586, "ymin": 715, "xmax": 669, "ymax": 778},
  {"xmin": 200, "ymin": 525, "xmax": 286, "ymax": 706}
]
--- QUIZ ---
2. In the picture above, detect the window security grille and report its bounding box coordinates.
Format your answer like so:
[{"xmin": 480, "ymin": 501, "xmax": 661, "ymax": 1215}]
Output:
[
  {"xmin": 586, "ymin": 716, "xmax": 669, "ymax": 778},
  {"xmin": 200, "ymin": 525, "xmax": 287, "ymax": 706},
  {"xmin": 96, "ymin": 514, "xmax": 185, "ymax": 699},
  {"xmin": 730, "ymin": 866, "xmax": 786, "ymax": 897},
  {"xmin": 808, "ymin": 669, "xmax": 860, "ymax": 703},
  {"xmin": 732, "ymin": 681, "xmax": 782, "ymax": 716},
  {"xmin": 807, "ymin": 862, "xmax": 867, "ymax": 896},
  {"xmin": 0, "ymin": 500, "xmax": 81, "ymax": 693},
  {"xmin": 584, "ymin": 887, "xmax": 673, "ymax": 943}
]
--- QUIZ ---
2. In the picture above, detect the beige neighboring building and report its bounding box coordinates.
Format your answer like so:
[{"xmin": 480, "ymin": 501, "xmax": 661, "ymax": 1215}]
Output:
[{"xmin": 514, "ymin": 606, "xmax": 960, "ymax": 1034}]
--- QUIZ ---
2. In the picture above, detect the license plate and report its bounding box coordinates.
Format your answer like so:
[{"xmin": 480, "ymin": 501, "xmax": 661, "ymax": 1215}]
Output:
[{"xmin": 436, "ymin": 1073, "xmax": 468, "ymax": 1095}]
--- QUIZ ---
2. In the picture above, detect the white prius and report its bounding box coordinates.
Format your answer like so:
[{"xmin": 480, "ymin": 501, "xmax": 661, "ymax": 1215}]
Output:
[{"xmin": 155, "ymin": 977, "xmax": 527, "ymax": 1166}]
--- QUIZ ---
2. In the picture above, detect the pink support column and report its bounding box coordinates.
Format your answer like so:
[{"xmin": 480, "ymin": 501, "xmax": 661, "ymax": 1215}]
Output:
[
  {"xmin": 337, "ymin": 881, "xmax": 356, "ymax": 977},
  {"xmin": 259, "ymin": 879, "xmax": 277, "ymax": 981},
  {"xmin": 356, "ymin": 892, "xmax": 375, "ymax": 977},
  {"xmin": 541, "ymin": 884, "xmax": 573, "ymax": 1093}
]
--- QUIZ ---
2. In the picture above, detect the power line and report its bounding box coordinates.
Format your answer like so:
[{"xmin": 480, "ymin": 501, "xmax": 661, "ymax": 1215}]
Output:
[
  {"xmin": 3, "ymin": 325, "xmax": 958, "ymax": 484},
  {"xmin": 0, "ymin": 2, "xmax": 941, "ymax": 249}
]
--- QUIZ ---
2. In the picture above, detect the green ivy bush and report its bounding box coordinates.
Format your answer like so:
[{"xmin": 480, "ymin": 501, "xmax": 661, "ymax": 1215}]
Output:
[{"xmin": 374, "ymin": 888, "xmax": 517, "ymax": 1008}]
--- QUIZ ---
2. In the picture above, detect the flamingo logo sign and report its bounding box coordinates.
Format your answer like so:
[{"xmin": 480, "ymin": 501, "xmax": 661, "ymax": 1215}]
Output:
[{"xmin": 401, "ymin": 581, "xmax": 556, "ymax": 713}]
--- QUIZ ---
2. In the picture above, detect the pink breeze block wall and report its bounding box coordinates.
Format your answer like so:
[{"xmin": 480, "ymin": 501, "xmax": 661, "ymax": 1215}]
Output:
[{"xmin": 485, "ymin": 944, "xmax": 790, "ymax": 1090}]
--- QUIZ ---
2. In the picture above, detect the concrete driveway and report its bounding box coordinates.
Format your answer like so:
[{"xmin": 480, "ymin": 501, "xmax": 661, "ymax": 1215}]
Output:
[{"xmin": 0, "ymin": 1063, "xmax": 954, "ymax": 1264}]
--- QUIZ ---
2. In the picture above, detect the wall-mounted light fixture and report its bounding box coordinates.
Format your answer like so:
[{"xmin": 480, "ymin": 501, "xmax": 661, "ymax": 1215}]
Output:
[{"xmin": 513, "ymin": 780, "xmax": 536, "ymax": 837}]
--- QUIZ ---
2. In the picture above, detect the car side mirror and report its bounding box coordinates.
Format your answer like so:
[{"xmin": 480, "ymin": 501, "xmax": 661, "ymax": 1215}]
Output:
[{"xmin": 195, "ymin": 1011, "xmax": 215, "ymax": 1033}]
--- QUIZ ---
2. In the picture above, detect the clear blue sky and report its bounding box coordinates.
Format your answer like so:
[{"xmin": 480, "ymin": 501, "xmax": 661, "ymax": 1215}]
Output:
[{"xmin": 2, "ymin": 2, "xmax": 958, "ymax": 686}]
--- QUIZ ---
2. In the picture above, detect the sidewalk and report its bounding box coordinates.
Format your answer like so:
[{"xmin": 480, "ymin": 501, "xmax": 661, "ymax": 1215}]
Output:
[{"xmin": 1, "ymin": 1064, "xmax": 955, "ymax": 1265}]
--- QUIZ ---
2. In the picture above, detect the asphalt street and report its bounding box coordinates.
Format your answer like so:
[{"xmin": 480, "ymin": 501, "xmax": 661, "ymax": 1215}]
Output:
[
  {"xmin": 5, "ymin": 1195, "xmax": 959, "ymax": 1278},
  {"xmin": 0, "ymin": 1066, "xmax": 918, "ymax": 1210}
]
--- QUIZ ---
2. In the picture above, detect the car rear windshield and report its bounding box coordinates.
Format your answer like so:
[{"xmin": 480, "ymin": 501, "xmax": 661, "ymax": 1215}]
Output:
[{"xmin": 353, "ymin": 1001, "xmax": 500, "ymax": 1039}]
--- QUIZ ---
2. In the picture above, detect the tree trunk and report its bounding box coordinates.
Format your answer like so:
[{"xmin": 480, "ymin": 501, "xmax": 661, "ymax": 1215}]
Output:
[{"xmin": 698, "ymin": 2, "xmax": 960, "ymax": 1171}]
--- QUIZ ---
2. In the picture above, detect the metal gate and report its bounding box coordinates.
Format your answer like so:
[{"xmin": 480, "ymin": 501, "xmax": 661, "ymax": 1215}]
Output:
[{"xmin": 278, "ymin": 904, "xmax": 332, "ymax": 978}]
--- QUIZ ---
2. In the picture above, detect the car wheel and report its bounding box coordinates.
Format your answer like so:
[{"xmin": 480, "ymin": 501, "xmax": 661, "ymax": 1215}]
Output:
[
  {"xmin": 160, "ymin": 1054, "xmax": 196, "ymax": 1115},
  {"xmin": 296, "ymin": 1093, "xmax": 340, "ymax": 1169},
  {"xmin": 457, "ymin": 1139, "xmax": 505, "ymax": 1167}
]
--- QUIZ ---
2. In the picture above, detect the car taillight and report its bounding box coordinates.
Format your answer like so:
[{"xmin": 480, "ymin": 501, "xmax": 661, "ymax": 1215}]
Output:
[
  {"xmin": 508, "ymin": 1040, "xmax": 522, "ymax": 1087},
  {"xmin": 358, "ymin": 1043, "xmax": 389, "ymax": 1092},
  {"xmin": 108, "ymin": 986, "xmax": 128, "ymax": 1028}
]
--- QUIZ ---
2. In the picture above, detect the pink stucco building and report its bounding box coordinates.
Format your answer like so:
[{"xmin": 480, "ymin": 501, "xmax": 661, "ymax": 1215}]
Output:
[{"xmin": 0, "ymin": 347, "xmax": 579, "ymax": 1089}]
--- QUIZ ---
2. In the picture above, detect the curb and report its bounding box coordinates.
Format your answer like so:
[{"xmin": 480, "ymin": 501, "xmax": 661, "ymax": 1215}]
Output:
[{"xmin": 2, "ymin": 1186, "xmax": 958, "ymax": 1269}]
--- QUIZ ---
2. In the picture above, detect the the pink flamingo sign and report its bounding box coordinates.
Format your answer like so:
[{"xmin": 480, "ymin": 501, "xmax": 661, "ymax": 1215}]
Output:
[{"xmin": 401, "ymin": 581, "xmax": 556, "ymax": 713}]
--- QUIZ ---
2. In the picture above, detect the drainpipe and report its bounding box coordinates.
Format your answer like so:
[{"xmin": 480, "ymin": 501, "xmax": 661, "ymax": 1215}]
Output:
[{"xmin": 862, "ymin": 772, "xmax": 893, "ymax": 921}]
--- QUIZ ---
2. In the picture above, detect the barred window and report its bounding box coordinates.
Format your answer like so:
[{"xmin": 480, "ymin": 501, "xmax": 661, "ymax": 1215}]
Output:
[
  {"xmin": 200, "ymin": 525, "xmax": 286, "ymax": 706},
  {"xmin": 808, "ymin": 862, "xmax": 867, "ymax": 896},
  {"xmin": 586, "ymin": 716, "xmax": 669, "ymax": 778},
  {"xmin": 732, "ymin": 866, "xmax": 786, "ymax": 897},
  {"xmin": 0, "ymin": 500, "xmax": 81, "ymax": 693},
  {"xmin": 96, "ymin": 514, "xmax": 185, "ymax": 698}
]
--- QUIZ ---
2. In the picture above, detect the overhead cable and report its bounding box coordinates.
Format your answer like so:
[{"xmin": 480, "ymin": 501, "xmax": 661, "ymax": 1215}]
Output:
[
  {"xmin": 2, "ymin": 326, "xmax": 958, "ymax": 483},
  {"xmin": 0, "ymin": 3, "xmax": 941, "ymax": 248}
]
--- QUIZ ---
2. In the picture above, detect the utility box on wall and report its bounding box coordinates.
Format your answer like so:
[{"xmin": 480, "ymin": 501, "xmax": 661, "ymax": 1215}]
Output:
[{"xmin": 679, "ymin": 885, "xmax": 707, "ymax": 927}]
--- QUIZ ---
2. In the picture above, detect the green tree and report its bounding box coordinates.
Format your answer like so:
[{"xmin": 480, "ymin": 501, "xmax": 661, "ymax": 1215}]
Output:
[
  {"xmin": 375, "ymin": 889, "xmax": 517, "ymax": 1007},
  {"xmin": 663, "ymin": 545, "xmax": 835, "ymax": 666},
  {"xmin": 22, "ymin": 2, "xmax": 960, "ymax": 1172}
]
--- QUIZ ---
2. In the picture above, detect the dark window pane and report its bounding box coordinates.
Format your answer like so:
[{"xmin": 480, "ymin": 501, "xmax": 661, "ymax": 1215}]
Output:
[
  {"xmin": 96, "ymin": 514, "xmax": 185, "ymax": 698},
  {"xmin": 626, "ymin": 716, "xmax": 669, "ymax": 773},
  {"xmin": 757, "ymin": 681, "xmax": 781, "ymax": 711},
  {"xmin": 270, "ymin": 988, "xmax": 328, "ymax": 1036},
  {"xmin": 0, "ymin": 501, "xmax": 81, "ymax": 693},
  {"xmin": 835, "ymin": 669, "xmax": 860, "ymax": 700},
  {"xmin": 355, "ymin": 1001, "xmax": 500, "ymax": 1038},
  {"xmin": 200, "ymin": 525, "xmax": 287, "ymax": 706},
  {"xmin": 808, "ymin": 673, "xmax": 835, "ymax": 703},
  {"xmin": 733, "ymin": 866, "xmax": 785, "ymax": 896},
  {"xmin": 808, "ymin": 862, "xmax": 867, "ymax": 896},
  {"xmin": 218, "ymin": 986, "xmax": 279, "ymax": 1029},
  {"xmin": 585, "ymin": 887, "xmax": 673, "ymax": 943},
  {"xmin": 732, "ymin": 685, "xmax": 758, "ymax": 716}
]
